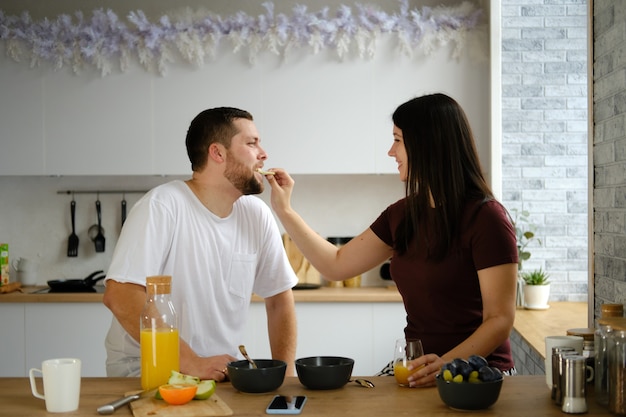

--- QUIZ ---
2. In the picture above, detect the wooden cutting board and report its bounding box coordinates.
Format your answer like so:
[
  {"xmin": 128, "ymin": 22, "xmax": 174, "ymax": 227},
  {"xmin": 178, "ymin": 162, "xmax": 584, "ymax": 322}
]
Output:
[{"xmin": 130, "ymin": 393, "xmax": 233, "ymax": 417}]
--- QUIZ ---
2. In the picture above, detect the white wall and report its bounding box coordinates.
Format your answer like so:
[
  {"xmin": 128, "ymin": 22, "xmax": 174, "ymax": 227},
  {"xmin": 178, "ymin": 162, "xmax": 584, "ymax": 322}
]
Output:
[{"xmin": 0, "ymin": 174, "xmax": 404, "ymax": 285}]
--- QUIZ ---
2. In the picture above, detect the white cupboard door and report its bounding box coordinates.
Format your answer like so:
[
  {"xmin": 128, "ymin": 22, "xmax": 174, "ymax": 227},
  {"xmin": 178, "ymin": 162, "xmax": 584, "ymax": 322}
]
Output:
[
  {"xmin": 244, "ymin": 301, "xmax": 406, "ymax": 376},
  {"xmin": 43, "ymin": 68, "xmax": 153, "ymax": 175},
  {"xmin": 25, "ymin": 303, "xmax": 112, "ymax": 377},
  {"xmin": 0, "ymin": 304, "xmax": 26, "ymax": 376}
]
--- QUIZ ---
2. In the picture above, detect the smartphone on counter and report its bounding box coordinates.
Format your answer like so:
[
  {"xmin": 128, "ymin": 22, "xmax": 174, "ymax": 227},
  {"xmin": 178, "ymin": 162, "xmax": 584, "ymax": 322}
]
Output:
[{"xmin": 266, "ymin": 395, "xmax": 307, "ymax": 414}]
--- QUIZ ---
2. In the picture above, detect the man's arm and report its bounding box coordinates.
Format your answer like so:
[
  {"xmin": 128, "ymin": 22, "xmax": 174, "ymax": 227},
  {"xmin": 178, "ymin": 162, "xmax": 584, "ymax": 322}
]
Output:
[
  {"xmin": 265, "ymin": 289, "xmax": 297, "ymax": 376},
  {"xmin": 103, "ymin": 280, "xmax": 235, "ymax": 381}
]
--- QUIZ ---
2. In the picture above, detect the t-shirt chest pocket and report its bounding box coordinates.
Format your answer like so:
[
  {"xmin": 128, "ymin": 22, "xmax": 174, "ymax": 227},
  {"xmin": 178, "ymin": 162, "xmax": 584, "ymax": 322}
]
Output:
[{"xmin": 227, "ymin": 253, "xmax": 257, "ymax": 299}]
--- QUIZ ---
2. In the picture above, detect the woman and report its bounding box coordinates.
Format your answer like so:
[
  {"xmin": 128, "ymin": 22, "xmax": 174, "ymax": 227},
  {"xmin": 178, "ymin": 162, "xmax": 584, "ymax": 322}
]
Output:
[{"xmin": 266, "ymin": 93, "xmax": 518, "ymax": 387}]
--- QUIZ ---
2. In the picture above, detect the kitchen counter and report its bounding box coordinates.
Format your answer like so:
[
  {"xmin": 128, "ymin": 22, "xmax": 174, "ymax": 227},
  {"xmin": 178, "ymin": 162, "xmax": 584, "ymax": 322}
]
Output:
[
  {"xmin": 514, "ymin": 302, "xmax": 589, "ymax": 360},
  {"xmin": 0, "ymin": 285, "xmax": 404, "ymax": 303},
  {"xmin": 3, "ymin": 375, "xmax": 611, "ymax": 416},
  {"xmin": 1, "ymin": 286, "xmax": 589, "ymax": 361}
]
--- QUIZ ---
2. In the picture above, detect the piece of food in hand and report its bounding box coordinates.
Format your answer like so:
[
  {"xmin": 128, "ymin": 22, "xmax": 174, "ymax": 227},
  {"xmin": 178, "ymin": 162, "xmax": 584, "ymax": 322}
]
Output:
[
  {"xmin": 158, "ymin": 383, "xmax": 197, "ymax": 405},
  {"xmin": 256, "ymin": 168, "xmax": 275, "ymax": 175},
  {"xmin": 194, "ymin": 379, "xmax": 216, "ymax": 400}
]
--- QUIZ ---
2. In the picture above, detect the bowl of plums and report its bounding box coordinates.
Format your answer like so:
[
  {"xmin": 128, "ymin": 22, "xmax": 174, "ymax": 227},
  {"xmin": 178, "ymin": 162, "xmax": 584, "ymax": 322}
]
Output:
[{"xmin": 435, "ymin": 355, "xmax": 504, "ymax": 411}]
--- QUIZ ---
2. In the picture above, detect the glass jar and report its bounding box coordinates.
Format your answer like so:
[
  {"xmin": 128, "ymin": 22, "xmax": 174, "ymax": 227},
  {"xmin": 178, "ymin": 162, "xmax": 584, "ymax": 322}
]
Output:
[
  {"xmin": 609, "ymin": 326, "xmax": 626, "ymax": 414},
  {"xmin": 140, "ymin": 275, "xmax": 179, "ymax": 390},
  {"xmin": 595, "ymin": 321, "xmax": 613, "ymax": 406}
]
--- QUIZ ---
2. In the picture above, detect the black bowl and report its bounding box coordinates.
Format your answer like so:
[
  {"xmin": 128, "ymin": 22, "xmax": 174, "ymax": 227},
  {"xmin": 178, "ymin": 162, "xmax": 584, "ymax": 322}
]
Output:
[
  {"xmin": 295, "ymin": 356, "xmax": 354, "ymax": 390},
  {"xmin": 435, "ymin": 373, "xmax": 503, "ymax": 410},
  {"xmin": 227, "ymin": 359, "xmax": 287, "ymax": 393}
]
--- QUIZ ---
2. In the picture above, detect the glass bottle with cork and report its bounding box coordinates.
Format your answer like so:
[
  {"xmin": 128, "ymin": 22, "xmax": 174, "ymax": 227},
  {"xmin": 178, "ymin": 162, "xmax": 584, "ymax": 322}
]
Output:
[{"xmin": 140, "ymin": 275, "xmax": 179, "ymax": 390}]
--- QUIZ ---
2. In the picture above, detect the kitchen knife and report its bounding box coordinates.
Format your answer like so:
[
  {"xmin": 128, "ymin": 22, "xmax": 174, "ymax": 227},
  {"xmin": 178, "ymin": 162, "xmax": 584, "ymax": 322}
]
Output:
[{"xmin": 96, "ymin": 389, "xmax": 155, "ymax": 415}]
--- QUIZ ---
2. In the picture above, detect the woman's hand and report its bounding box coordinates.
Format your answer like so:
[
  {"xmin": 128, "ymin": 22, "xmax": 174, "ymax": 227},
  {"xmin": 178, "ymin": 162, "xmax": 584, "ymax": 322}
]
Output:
[
  {"xmin": 266, "ymin": 168, "xmax": 295, "ymax": 216},
  {"xmin": 406, "ymin": 353, "xmax": 445, "ymax": 387}
]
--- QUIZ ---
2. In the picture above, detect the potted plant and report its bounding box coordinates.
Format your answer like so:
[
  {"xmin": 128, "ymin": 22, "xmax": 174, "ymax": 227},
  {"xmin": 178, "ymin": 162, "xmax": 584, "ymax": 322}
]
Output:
[
  {"xmin": 521, "ymin": 268, "xmax": 551, "ymax": 310},
  {"xmin": 510, "ymin": 209, "xmax": 543, "ymax": 307},
  {"xmin": 512, "ymin": 209, "xmax": 542, "ymax": 272}
]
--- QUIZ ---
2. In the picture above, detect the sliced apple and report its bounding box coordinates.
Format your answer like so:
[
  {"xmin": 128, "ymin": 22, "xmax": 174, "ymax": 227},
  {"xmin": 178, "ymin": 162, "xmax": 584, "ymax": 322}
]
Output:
[{"xmin": 194, "ymin": 379, "xmax": 216, "ymax": 400}]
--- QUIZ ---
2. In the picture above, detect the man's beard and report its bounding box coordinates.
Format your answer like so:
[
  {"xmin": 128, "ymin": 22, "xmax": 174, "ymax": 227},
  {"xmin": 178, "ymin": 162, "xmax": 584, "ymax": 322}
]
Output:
[{"xmin": 224, "ymin": 151, "xmax": 263, "ymax": 195}]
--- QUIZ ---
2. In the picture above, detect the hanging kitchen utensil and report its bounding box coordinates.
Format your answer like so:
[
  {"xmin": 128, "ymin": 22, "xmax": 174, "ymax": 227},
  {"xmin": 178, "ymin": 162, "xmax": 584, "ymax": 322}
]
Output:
[
  {"xmin": 121, "ymin": 194, "xmax": 127, "ymax": 228},
  {"xmin": 67, "ymin": 195, "xmax": 79, "ymax": 257},
  {"xmin": 94, "ymin": 197, "xmax": 106, "ymax": 252}
]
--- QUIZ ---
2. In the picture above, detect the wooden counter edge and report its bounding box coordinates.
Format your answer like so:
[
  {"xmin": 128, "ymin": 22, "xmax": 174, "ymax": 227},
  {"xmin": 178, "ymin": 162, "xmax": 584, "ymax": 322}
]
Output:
[{"xmin": 1, "ymin": 285, "xmax": 404, "ymax": 303}]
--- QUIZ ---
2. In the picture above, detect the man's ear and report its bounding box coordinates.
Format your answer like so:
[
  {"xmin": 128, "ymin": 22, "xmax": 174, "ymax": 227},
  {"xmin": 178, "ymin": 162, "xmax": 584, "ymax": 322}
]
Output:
[{"xmin": 208, "ymin": 143, "xmax": 226, "ymax": 163}]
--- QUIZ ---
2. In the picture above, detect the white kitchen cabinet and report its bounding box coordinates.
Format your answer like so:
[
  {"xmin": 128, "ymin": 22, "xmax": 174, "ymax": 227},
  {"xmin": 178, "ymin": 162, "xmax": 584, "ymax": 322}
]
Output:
[
  {"xmin": 243, "ymin": 301, "xmax": 406, "ymax": 376},
  {"xmin": 24, "ymin": 303, "xmax": 112, "ymax": 377},
  {"xmin": 0, "ymin": 303, "xmax": 112, "ymax": 377},
  {"xmin": 0, "ymin": 304, "xmax": 27, "ymax": 377},
  {"xmin": 42, "ymin": 69, "xmax": 154, "ymax": 176}
]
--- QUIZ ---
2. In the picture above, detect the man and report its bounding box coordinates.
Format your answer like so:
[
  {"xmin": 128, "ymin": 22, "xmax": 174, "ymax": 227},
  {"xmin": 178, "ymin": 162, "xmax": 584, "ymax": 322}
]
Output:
[{"xmin": 103, "ymin": 107, "xmax": 297, "ymax": 381}]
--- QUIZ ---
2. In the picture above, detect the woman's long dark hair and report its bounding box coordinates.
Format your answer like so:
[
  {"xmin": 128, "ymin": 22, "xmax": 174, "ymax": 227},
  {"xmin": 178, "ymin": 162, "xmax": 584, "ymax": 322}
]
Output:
[{"xmin": 393, "ymin": 93, "xmax": 494, "ymax": 259}]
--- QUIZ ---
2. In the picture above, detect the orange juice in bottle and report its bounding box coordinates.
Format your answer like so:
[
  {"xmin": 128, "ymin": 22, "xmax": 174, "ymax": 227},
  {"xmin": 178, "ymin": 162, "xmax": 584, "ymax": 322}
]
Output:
[
  {"xmin": 140, "ymin": 275, "xmax": 179, "ymax": 390},
  {"xmin": 140, "ymin": 328, "xmax": 180, "ymax": 390}
]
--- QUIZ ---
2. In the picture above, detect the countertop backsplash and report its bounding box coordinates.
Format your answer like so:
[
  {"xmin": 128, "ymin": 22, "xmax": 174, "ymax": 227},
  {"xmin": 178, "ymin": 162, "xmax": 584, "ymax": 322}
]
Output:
[{"xmin": 0, "ymin": 174, "xmax": 403, "ymax": 286}]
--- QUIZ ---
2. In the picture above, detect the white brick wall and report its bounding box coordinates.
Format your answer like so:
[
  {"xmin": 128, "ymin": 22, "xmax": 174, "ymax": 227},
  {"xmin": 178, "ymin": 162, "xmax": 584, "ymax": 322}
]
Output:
[{"xmin": 501, "ymin": 0, "xmax": 588, "ymax": 302}]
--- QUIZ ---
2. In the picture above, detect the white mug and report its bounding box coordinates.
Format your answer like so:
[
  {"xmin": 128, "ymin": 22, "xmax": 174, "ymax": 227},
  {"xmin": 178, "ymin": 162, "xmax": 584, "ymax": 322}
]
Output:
[
  {"xmin": 544, "ymin": 335, "xmax": 583, "ymax": 389},
  {"xmin": 12, "ymin": 257, "xmax": 38, "ymax": 272},
  {"xmin": 29, "ymin": 358, "xmax": 81, "ymax": 413},
  {"xmin": 12, "ymin": 257, "xmax": 39, "ymax": 285}
]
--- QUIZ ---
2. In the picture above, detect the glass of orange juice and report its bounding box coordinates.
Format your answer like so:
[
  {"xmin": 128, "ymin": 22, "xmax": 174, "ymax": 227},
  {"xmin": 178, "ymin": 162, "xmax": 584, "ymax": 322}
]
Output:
[{"xmin": 393, "ymin": 338, "xmax": 424, "ymax": 386}]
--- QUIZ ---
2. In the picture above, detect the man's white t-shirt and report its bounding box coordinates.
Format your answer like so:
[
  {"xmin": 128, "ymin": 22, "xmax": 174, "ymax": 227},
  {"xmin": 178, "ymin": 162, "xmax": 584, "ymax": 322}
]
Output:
[{"xmin": 104, "ymin": 180, "xmax": 297, "ymax": 377}]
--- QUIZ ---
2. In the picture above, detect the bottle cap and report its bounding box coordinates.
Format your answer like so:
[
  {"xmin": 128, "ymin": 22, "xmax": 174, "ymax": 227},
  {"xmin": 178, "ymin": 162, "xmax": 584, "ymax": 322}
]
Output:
[{"xmin": 146, "ymin": 275, "xmax": 172, "ymax": 294}]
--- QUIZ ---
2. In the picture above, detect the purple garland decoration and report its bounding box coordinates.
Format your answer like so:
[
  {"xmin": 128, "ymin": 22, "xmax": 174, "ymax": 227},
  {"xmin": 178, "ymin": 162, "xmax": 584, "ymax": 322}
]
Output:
[{"xmin": 0, "ymin": 0, "xmax": 484, "ymax": 76}]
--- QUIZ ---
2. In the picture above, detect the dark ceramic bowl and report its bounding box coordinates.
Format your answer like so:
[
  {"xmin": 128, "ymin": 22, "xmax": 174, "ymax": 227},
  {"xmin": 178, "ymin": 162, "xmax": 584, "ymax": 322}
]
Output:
[
  {"xmin": 295, "ymin": 356, "xmax": 354, "ymax": 390},
  {"xmin": 435, "ymin": 373, "xmax": 503, "ymax": 410},
  {"xmin": 227, "ymin": 359, "xmax": 287, "ymax": 393}
]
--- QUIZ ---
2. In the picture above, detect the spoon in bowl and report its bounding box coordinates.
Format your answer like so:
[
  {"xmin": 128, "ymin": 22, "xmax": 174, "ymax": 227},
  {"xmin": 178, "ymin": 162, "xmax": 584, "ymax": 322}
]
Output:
[{"xmin": 238, "ymin": 345, "xmax": 258, "ymax": 369}]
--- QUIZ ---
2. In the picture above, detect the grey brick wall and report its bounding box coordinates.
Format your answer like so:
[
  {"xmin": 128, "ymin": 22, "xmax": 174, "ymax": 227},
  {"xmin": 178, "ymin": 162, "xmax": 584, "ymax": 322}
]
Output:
[
  {"xmin": 592, "ymin": 1, "xmax": 626, "ymax": 315},
  {"xmin": 510, "ymin": 329, "xmax": 545, "ymax": 376},
  {"xmin": 501, "ymin": 0, "xmax": 589, "ymax": 302}
]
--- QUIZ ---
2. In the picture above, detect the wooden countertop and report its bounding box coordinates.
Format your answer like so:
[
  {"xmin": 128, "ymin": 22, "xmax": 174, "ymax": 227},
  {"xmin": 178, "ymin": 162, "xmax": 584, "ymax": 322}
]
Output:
[
  {"xmin": 514, "ymin": 302, "xmax": 589, "ymax": 360},
  {"xmin": 3, "ymin": 375, "xmax": 611, "ymax": 416},
  {"xmin": 0, "ymin": 285, "xmax": 404, "ymax": 303}
]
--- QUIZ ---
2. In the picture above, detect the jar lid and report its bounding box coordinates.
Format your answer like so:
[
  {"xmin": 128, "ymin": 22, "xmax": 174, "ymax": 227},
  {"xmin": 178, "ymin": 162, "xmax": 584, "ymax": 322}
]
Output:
[
  {"xmin": 601, "ymin": 303, "xmax": 624, "ymax": 317},
  {"xmin": 566, "ymin": 328, "xmax": 595, "ymax": 341}
]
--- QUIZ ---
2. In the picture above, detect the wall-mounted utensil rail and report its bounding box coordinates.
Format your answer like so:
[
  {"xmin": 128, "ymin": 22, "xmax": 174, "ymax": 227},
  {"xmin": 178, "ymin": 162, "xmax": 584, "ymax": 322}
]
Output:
[{"xmin": 57, "ymin": 190, "xmax": 148, "ymax": 195}]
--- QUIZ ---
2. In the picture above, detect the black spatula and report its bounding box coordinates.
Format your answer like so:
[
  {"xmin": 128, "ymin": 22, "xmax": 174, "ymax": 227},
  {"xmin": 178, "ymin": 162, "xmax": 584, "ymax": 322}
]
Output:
[
  {"xmin": 94, "ymin": 199, "xmax": 105, "ymax": 252},
  {"xmin": 67, "ymin": 199, "xmax": 79, "ymax": 257}
]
